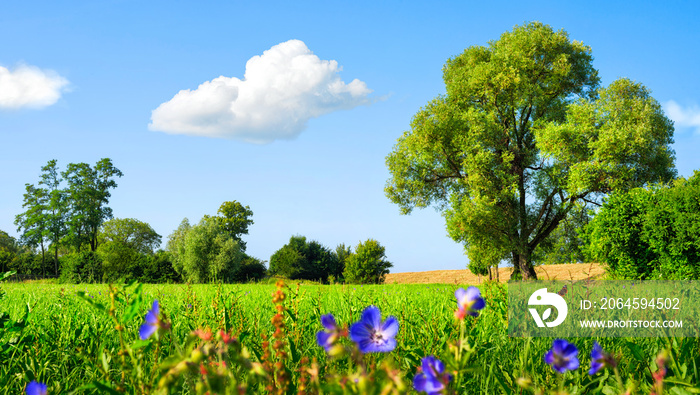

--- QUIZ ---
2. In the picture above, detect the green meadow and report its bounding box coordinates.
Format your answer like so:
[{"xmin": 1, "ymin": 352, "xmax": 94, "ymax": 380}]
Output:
[{"xmin": 2, "ymin": 281, "xmax": 699, "ymax": 394}]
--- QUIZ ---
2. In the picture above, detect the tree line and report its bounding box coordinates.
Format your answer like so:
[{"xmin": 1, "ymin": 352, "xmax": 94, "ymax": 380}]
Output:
[{"xmin": 4, "ymin": 159, "xmax": 392, "ymax": 284}]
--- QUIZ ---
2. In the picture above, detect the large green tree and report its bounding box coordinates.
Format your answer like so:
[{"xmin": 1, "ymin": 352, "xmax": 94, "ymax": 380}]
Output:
[
  {"xmin": 385, "ymin": 22, "xmax": 676, "ymax": 279},
  {"xmin": 62, "ymin": 158, "xmax": 123, "ymax": 252}
]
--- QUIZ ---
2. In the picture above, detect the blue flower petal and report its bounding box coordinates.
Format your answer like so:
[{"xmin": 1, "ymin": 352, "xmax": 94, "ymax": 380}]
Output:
[
  {"xmin": 320, "ymin": 314, "xmax": 337, "ymax": 331},
  {"xmin": 316, "ymin": 330, "xmax": 333, "ymax": 351},
  {"xmin": 471, "ymin": 297, "xmax": 486, "ymax": 311},
  {"xmin": 26, "ymin": 381, "xmax": 47, "ymax": 395},
  {"xmin": 380, "ymin": 316, "xmax": 399, "ymax": 338},
  {"xmin": 413, "ymin": 371, "xmax": 444, "ymax": 394},
  {"xmin": 349, "ymin": 320, "xmax": 373, "ymax": 344},
  {"xmin": 454, "ymin": 288, "xmax": 467, "ymax": 305},
  {"xmin": 360, "ymin": 305, "xmax": 382, "ymax": 328}
]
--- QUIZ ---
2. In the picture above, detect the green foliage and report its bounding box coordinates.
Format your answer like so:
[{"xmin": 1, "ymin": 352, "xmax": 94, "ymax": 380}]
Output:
[
  {"xmin": 62, "ymin": 158, "xmax": 123, "ymax": 252},
  {"xmin": 343, "ymin": 239, "xmax": 393, "ymax": 284},
  {"xmin": 141, "ymin": 250, "xmax": 181, "ymax": 283},
  {"xmin": 532, "ymin": 203, "xmax": 592, "ymax": 265},
  {"xmin": 14, "ymin": 183, "xmax": 49, "ymax": 272},
  {"xmin": 268, "ymin": 235, "xmax": 340, "ymax": 282},
  {"xmin": 231, "ymin": 255, "xmax": 267, "ymax": 282},
  {"xmin": 216, "ymin": 201, "xmax": 254, "ymax": 249},
  {"xmin": 167, "ymin": 216, "xmax": 246, "ymax": 283},
  {"xmin": 0, "ymin": 231, "xmax": 18, "ymax": 274},
  {"xmin": 59, "ymin": 251, "xmax": 103, "ymax": 283},
  {"xmin": 587, "ymin": 171, "xmax": 700, "ymax": 279},
  {"xmin": 97, "ymin": 218, "xmax": 163, "ymax": 282},
  {"xmin": 39, "ymin": 159, "xmax": 67, "ymax": 276},
  {"xmin": 385, "ymin": 22, "xmax": 676, "ymax": 279}
]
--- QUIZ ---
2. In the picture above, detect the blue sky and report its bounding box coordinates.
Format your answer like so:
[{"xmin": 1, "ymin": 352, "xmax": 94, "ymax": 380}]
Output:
[{"xmin": 1, "ymin": 0, "xmax": 699, "ymax": 273}]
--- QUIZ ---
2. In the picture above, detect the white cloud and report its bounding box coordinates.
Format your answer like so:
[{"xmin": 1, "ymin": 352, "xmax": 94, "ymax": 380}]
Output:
[
  {"xmin": 149, "ymin": 39, "xmax": 372, "ymax": 143},
  {"xmin": 0, "ymin": 64, "xmax": 69, "ymax": 109},
  {"xmin": 665, "ymin": 100, "xmax": 700, "ymax": 134}
]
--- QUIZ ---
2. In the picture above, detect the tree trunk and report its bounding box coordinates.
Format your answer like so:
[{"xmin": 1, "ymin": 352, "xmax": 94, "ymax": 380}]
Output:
[
  {"xmin": 518, "ymin": 250, "xmax": 537, "ymax": 280},
  {"xmin": 40, "ymin": 241, "xmax": 46, "ymax": 278}
]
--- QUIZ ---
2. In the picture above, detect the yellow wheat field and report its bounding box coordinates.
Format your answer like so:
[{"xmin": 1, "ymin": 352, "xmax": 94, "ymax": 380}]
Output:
[{"xmin": 384, "ymin": 262, "xmax": 605, "ymax": 285}]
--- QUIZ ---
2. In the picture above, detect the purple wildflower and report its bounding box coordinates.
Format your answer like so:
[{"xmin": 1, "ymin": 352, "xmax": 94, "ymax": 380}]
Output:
[
  {"xmin": 589, "ymin": 342, "xmax": 616, "ymax": 375},
  {"xmin": 26, "ymin": 381, "xmax": 47, "ymax": 395},
  {"xmin": 316, "ymin": 314, "xmax": 340, "ymax": 352},
  {"xmin": 139, "ymin": 300, "xmax": 160, "ymax": 340},
  {"xmin": 544, "ymin": 339, "xmax": 580, "ymax": 373},
  {"xmin": 413, "ymin": 355, "xmax": 452, "ymax": 394},
  {"xmin": 454, "ymin": 287, "xmax": 485, "ymax": 318},
  {"xmin": 349, "ymin": 306, "xmax": 399, "ymax": 353}
]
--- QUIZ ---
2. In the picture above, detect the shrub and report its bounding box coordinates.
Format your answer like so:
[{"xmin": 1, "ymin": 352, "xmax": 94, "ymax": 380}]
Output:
[
  {"xmin": 586, "ymin": 171, "xmax": 700, "ymax": 279},
  {"xmin": 231, "ymin": 255, "xmax": 267, "ymax": 282},
  {"xmin": 343, "ymin": 239, "xmax": 392, "ymax": 284},
  {"xmin": 59, "ymin": 251, "xmax": 103, "ymax": 283},
  {"xmin": 268, "ymin": 236, "xmax": 339, "ymax": 282}
]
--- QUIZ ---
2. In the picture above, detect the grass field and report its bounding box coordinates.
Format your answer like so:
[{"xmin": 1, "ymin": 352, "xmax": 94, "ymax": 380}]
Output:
[{"xmin": 1, "ymin": 272, "xmax": 698, "ymax": 394}]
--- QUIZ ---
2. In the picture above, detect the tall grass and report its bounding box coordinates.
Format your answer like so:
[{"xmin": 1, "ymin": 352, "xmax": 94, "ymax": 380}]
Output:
[{"xmin": 1, "ymin": 281, "xmax": 698, "ymax": 393}]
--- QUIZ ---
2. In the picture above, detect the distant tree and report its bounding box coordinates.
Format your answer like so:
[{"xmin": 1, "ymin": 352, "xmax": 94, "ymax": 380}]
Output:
[
  {"xmin": 38, "ymin": 159, "xmax": 67, "ymax": 276},
  {"xmin": 62, "ymin": 158, "xmax": 123, "ymax": 252},
  {"xmin": 15, "ymin": 184, "xmax": 49, "ymax": 276},
  {"xmin": 99, "ymin": 218, "xmax": 161, "ymax": 254},
  {"xmin": 166, "ymin": 218, "xmax": 191, "ymax": 276},
  {"xmin": 343, "ymin": 239, "xmax": 393, "ymax": 284},
  {"xmin": 97, "ymin": 218, "xmax": 162, "ymax": 282},
  {"xmin": 268, "ymin": 236, "xmax": 338, "ymax": 282},
  {"xmin": 231, "ymin": 255, "xmax": 267, "ymax": 283},
  {"xmin": 217, "ymin": 201, "xmax": 254, "ymax": 249},
  {"xmin": 142, "ymin": 250, "xmax": 182, "ymax": 283},
  {"xmin": 268, "ymin": 238, "xmax": 306, "ymax": 279},
  {"xmin": 169, "ymin": 216, "xmax": 245, "ymax": 283},
  {"xmin": 0, "ymin": 230, "xmax": 18, "ymax": 274},
  {"xmin": 333, "ymin": 243, "xmax": 352, "ymax": 280},
  {"xmin": 60, "ymin": 251, "xmax": 102, "ymax": 283},
  {"xmin": 385, "ymin": 22, "xmax": 676, "ymax": 279}
]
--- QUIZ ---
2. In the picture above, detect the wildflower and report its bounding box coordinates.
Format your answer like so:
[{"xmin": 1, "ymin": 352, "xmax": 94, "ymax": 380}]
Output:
[
  {"xmin": 413, "ymin": 355, "xmax": 452, "ymax": 394},
  {"xmin": 26, "ymin": 381, "xmax": 47, "ymax": 395},
  {"xmin": 454, "ymin": 287, "xmax": 485, "ymax": 318},
  {"xmin": 316, "ymin": 314, "xmax": 340, "ymax": 352},
  {"xmin": 139, "ymin": 300, "xmax": 160, "ymax": 340},
  {"xmin": 349, "ymin": 305, "xmax": 399, "ymax": 353},
  {"xmin": 544, "ymin": 339, "xmax": 579, "ymax": 373},
  {"xmin": 589, "ymin": 342, "xmax": 616, "ymax": 375}
]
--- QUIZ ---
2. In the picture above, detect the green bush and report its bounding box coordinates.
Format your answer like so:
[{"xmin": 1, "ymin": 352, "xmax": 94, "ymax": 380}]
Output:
[
  {"xmin": 587, "ymin": 171, "xmax": 700, "ymax": 279},
  {"xmin": 343, "ymin": 239, "xmax": 392, "ymax": 284},
  {"xmin": 231, "ymin": 255, "xmax": 267, "ymax": 282},
  {"xmin": 59, "ymin": 251, "xmax": 103, "ymax": 283},
  {"xmin": 268, "ymin": 236, "xmax": 339, "ymax": 282}
]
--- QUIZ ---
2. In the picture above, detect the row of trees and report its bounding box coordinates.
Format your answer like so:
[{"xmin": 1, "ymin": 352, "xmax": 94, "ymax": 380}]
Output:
[
  {"xmin": 268, "ymin": 236, "xmax": 392, "ymax": 284},
  {"xmin": 14, "ymin": 159, "xmax": 123, "ymax": 277}
]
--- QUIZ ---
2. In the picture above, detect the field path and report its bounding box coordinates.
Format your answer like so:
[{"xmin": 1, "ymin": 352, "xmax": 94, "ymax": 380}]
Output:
[{"xmin": 384, "ymin": 263, "xmax": 605, "ymax": 284}]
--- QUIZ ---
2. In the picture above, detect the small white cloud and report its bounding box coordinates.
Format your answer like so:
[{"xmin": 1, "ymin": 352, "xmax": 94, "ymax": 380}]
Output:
[
  {"xmin": 0, "ymin": 64, "xmax": 69, "ymax": 109},
  {"xmin": 665, "ymin": 100, "xmax": 700, "ymax": 134},
  {"xmin": 149, "ymin": 40, "xmax": 372, "ymax": 143}
]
